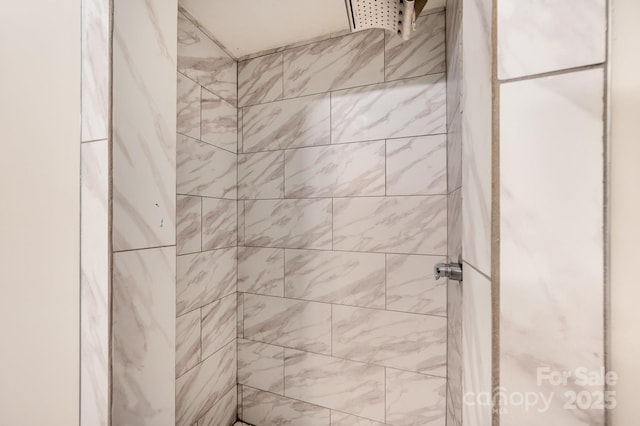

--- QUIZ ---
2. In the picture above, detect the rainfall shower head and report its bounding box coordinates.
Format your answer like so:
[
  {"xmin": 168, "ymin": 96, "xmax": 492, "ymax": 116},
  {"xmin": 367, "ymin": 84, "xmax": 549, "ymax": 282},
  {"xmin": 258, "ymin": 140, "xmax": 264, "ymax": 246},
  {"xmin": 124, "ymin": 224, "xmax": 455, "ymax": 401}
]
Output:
[{"xmin": 345, "ymin": 0, "xmax": 429, "ymax": 41}]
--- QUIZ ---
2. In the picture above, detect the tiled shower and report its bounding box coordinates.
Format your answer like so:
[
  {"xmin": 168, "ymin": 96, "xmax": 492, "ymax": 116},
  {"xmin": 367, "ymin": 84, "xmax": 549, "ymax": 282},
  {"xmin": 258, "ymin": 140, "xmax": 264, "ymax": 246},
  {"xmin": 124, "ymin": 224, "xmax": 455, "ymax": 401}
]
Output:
[{"xmin": 79, "ymin": 0, "xmax": 609, "ymax": 425}]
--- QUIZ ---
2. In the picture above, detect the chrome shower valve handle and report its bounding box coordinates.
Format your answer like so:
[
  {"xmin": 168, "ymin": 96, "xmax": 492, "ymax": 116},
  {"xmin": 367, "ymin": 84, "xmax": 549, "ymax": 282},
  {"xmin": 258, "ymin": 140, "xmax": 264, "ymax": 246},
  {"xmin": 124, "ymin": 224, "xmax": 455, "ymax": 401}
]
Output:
[{"xmin": 434, "ymin": 262, "xmax": 463, "ymax": 281}]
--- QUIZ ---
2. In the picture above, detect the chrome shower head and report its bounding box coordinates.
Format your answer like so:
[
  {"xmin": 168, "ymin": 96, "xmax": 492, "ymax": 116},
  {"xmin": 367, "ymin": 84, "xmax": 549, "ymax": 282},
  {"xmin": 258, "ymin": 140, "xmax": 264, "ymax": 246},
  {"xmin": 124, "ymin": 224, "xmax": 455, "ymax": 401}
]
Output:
[{"xmin": 345, "ymin": 0, "xmax": 428, "ymax": 40}]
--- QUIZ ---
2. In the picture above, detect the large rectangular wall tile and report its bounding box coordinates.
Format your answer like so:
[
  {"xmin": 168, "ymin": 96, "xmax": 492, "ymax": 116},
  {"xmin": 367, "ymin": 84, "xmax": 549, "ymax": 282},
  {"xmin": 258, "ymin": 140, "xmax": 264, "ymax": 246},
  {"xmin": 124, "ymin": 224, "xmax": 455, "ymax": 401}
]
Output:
[
  {"xmin": 176, "ymin": 195, "xmax": 201, "ymax": 255},
  {"xmin": 177, "ymin": 72, "xmax": 201, "ymax": 139},
  {"xmin": 243, "ymin": 93, "xmax": 330, "ymax": 153},
  {"xmin": 176, "ymin": 340, "xmax": 236, "ymax": 426},
  {"xmin": 238, "ymin": 200, "xmax": 245, "ymax": 245},
  {"xmin": 112, "ymin": 247, "xmax": 176, "ymax": 425},
  {"xmin": 386, "ymin": 135, "xmax": 447, "ymax": 196},
  {"xmin": 283, "ymin": 30, "xmax": 384, "ymax": 98},
  {"xmin": 332, "ymin": 305, "xmax": 446, "ymax": 377},
  {"xmin": 284, "ymin": 349, "xmax": 385, "ymax": 423},
  {"xmin": 500, "ymin": 68, "xmax": 604, "ymax": 425},
  {"xmin": 386, "ymin": 254, "xmax": 447, "ymax": 316},
  {"xmin": 447, "ymin": 111, "xmax": 462, "ymax": 192},
  {"xmin": 112, "ymin": 0, "xmax": 176, "ymax": 251},
  {"xmin": 245, "ymin": 199, "xmax": 332, "ymax": 249},
  {"xmin": 80, "ymin": 140, "xmax": 109, "ymax": 426},
  {"xmin": 284, "ymin": 249, "xmax": 385, "ymax": 308},
  {"xmin": 177, "ymin": 248, "xmax": 237, "ymax": 315},
  {"xmin": 448, "ymin": 189, "xmax": 462, "ymax": 262},
  {"xmin": 331, "ymin": 74, "xmax": 446, "ymax": 144},
  {"xmin": 237, "ymin": 108, "xmax": 243, "ymax": 153},
  {"xmin": 238, "ymin": 339, "xmax": 285, "ymax": 395},
  {"xmin": 201, "ymin": 89, "xmax": 237, "ymax": 153},
  {"xmin": 331, "ymin": 412, "xmax": 385, "ymax": 426},
  {"xmin": 176, "ymin": 309, "xmax": 201, "ymax": 378},
  {"xmin": 446, "ymin": 280, "xmax": 463, "ymax": 426},
  {"xmin": 237, "ymin": 293, "xmax": 244, "ymax": 338},
  {"xmin": 333, "ymin": 196, "xmax": 447, "ymax": 255},
  {"xmin": 385, "ymin": 12, "xmax": 446, "ymax": 81},
  {"xmin": 201, "ymin": 293, "xmax": 236, "ymax": 359},
  {"xmin": 242, "ymin": 386, "xmax": 330, "ymax": 426},
  {"xmin": 81, "ymin": 0, "xmax": 109, "ymax": 142},
  {"xmin": 177, "ymin": 13, "xmax": 237, "ymax": 105},
  {"xmin": 197, "ymin": 386, "xmax": 237, "ymax": 426},
  {"xmin": 497, "ymin": 0, "xmax": 606, "ymax": 79},
  {"xmin": 238, "ymin": 151, "xmax": 284, "ymax": 199},
  {"xmin": 238, "ymin": 247, "xmax": 284, "ymax": 296},
  {"xmin": 243, "ymin": 294, "xmax": 331, "ymax": 354},
  {"xmin": 238, "ymin": 53, "xmax": 283, "ymax": 107},
  {"xmin": 202, "ymin": 198, "xmax": 237, "ymax": 250},
  {"xmin": 177, "ymin": 134, "xmax": 236, "ymax": 198},
  {"xmin": 386, "ymin": 368, "xmax": 446, "ymax": 426},
  {"xmin": 284, "ymin": 141, "xmax": 385, "ymax": 198}
]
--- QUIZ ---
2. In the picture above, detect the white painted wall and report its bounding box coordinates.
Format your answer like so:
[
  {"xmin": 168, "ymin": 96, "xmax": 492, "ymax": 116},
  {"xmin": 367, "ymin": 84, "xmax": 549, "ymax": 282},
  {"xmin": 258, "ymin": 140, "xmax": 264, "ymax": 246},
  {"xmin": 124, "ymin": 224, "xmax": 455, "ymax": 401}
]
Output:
[
  {"xmin": 610, "ymin": 0, "xmax": 640, "ymax": 423},
  {"xmin": 0, "ymin": 1, "xmax": 81, "ymax": 425}
]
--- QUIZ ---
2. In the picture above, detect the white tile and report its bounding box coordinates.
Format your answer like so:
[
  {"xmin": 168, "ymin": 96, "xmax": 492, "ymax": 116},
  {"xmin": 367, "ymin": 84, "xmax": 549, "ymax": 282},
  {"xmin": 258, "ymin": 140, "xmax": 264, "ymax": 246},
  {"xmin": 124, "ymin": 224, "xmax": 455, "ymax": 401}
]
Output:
[
  {"xmin": 201, "ymin": 90, "xmax": 237, "ymax": 153},
  {"xmin": 238, "ymin": 339, "xmax": 284, "ymax": 394},
  {"xmin": 176, "ymin": 195, "xmax": 201, "ymax": 255},
  {"xmin": 177, "ymin": 72, "xmax": 201, "ymax": 139},
  {"xmin": 242, "ymin": 386, "xmax": 330, "ymax": 426},
  {"xmin": 202, "ymin": 198, "xmax": 237, "ymax": 250},
  {"xmin": 176, "ymin": 309, "xmax": 200, "ymax": 377},
  {"xmin": 238, "ymin": 53, "xmax": 283, "ymax": 107},
  {"xmin": 238, "ymin": 151, "xmax": 284, "ymax": 199},
  {"xmin": 201, "ymin": 293, "xmax": 236, "ymax": 359},
  {"xmin": 238, "ymin": 247, "xmax": 284, "ymax": 297},
  {"xmin": 386, "ymin": 135, "xmax": 447, "ymax": 196},
  {"xmin": 386, "ymin": 368, "xmax": 446, "ymax": 426}
]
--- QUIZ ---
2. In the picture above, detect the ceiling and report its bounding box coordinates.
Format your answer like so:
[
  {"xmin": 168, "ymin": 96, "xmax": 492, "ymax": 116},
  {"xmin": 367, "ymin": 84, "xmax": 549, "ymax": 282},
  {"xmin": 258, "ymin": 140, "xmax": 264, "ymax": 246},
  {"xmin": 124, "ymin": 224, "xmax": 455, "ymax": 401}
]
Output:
[{"xmin": 179, "ymin": 0, "xmax": 446, "ymax": 58}]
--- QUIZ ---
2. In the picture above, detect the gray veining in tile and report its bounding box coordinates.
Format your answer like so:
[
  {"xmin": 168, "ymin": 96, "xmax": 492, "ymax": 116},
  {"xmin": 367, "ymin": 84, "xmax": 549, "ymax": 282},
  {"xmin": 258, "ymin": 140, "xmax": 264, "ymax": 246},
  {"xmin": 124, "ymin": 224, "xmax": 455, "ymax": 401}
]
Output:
[
  {"xmin": 177, "ymin": 248, "xmax": 237, "ymax": 316},
  {"xmin": 177, "ymin": 72, "xmax": 201, "ymax": 139},
  {"xmin": 385, "ymin": 12, "xmax": 446, "ymax": 82},
  {"xmin": 237, "ymin": 200, "xmax": 245, "ymax": 246},
  {"xmin": 331, "ymin": 412, "xmax": 385, "ymax": 426},
  {"xmin": 201, "ymin": 293, "xmax": 236, "ymax": 359},
  {"xmin": 238, "ymin": 247, "xmax": 285, "ymax": 297},
  {"xmin": 245, "ymin": 199, "xmax": 332, "ymax": 250},
  {"xmin": 238, "ymin": 339, "xmax": 285, "ymax": 394},
  {"xmin": 242, "ymin": 386, "xmax": 330, "ymax": 426},
  {"xmin": 244, "ymin": 294, "xmax": 331, "ymax": 354},
  {"xmin": 283, "ymin": 30, "xmax": 384, "ymax": 98},
  {"xmin": 201, "ymin": 89, "xmax": 238, "ymax": 153},
  {"xmin": 284, "ymin": 249, "xmax": 385, "ymax": 308},
  {"xmin": 197, "ymin": 385, "xmax": 237, "ymax": 426},
  {"xmin": 331, "ymin": 74, "xmax": 446, "ymax": 144},
  {"xmin": 386, "ymin": 135, "xmax": 447, "ymax": 196},
  {"xmin": 243, "ymin": 93, "xmax": 331, "ymax": 153},
  {"xmin": 386, "ymin": 368, "xmax": 446, "ymax": 426},
  {"xmin": 333, "ymin": 196, "xmax": 447, "ymax": 255},
  {"xmin": 238, "ymin": 151, "xmax": 284, "ymax": 199},
  {"xmin": 332, "ymin": 305, "xmax": 447, "ymax": 377},
  {"xmin": 284, "ymin": 141, "xmax": 385, "ymax": 198},
  {"xmin": 238, "ymin": 53, "xmax": 283, "ymax": 107},
  {"xmin": 202, "ymin": 198, "xmax": 237, "ymax": 250},
  {"xmin": 176, "ymin": 195, "xmax": 201, "ymax": 255},
  {"xmin": 176, "ymin": 309, "xmax": 201, "ymax": 378}
]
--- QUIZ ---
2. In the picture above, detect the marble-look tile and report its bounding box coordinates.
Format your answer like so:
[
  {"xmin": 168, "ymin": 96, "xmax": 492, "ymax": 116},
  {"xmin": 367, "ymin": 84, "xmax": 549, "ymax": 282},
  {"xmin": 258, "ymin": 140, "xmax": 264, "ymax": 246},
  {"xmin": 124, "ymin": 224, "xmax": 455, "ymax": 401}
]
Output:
[
  {"xmin": 447, "ymin": 110, "xmax": 462, "ymax": 192},
  {"xmin": 332, "ymin": 305, "xmax": 447, "ymax": 377},
  {"xmin": 81, "ymin": 0, "xmax": 109, "ymax": 142},
  {"xmin": 80, "ymin": 140, "xmax": 109, "ymax": 426},
  {"xmin": 238, "ymin": 339, "xmax": 285, "ymax": 394},
  {"xmin": 243, "ymin": 93, "xmax": 331, "ymax": 153},
  {"xmin": 284, "ymin": 141, "xmax": 385, "ymax": 198},
  {"xmin": 283, "ymin": 30, "xmax": 384, "ymax": 98},
  {"xmin": 237, "ymin": 385, "xmax": 243, "ymax": 420},
  {"xmin": 497, "ymin": 0, "xmax": 606, "ymax": 79},
  {"xmin": 284, "ymin": 249, "xmax": 385, "ymax": 308},
  {"xmin": 197, "ymin": 385, "xmax": 237, "ymax": 426},
  {"xmin": 176, "ymin": 340, "xmax": 236, "ymax": 426},
  {"xmin": 500, "ymin": 68, "xmax": 604, "ymax": 425},
  {"xmin": 331, "ymin": 74, "xmax": 446, "ymax": 144},
  {"xmin": 112, "ymin": 247, "xmax": 176, "ymax": 425},
  {"xmin": 237, "ymin": 201, "xmax": 245, "ymax": 245},
  {"xmin": 177, "ymin": 13, "xmax": 237, "ymax": 105},
  {"xmin": 177, "ymin": 72, "xmax": 201, "ymax": 139},
  {"xmin": 462, "ymin": 266, "xmax": 492, "ymax": 426},
  {"xmin": 245, "ymin": 199, "xmax": 332, "ymax": 250},
  {"xmin": 112, "ymin": 0, "xmax": 176, "ymax": 251},
  {"xmin": 462, "ymin": 0, "xmax": 492, "ymax": 275},
  {"xmin": 385, "ymin": 12, "xmax": 446, "ymax": 82},
  {"xmin": 446, "ymin": 280, "xmax": 463, "ymax": 426},
  {"xmin": 386, "ymin": 254, "xmax": 447, "ymax": 316},
  {"xmin": 238, "ymin": 53, "xmax": 283, "ymax": 107},
  {"xmin": 201, "ymin": 293, "xmax": 236, "ymax": 359},
  {"xmin": 447, "ymin": 189, "xmax": 462, "ymax": 262},
  {"xmin": 176, "ymin": 309, "xmax": 201, "ymax": 378},
  {"xmin": 237, "ymin": 293, "xmax": 244, "ymax": 339},
  {"xmin": 238, "ymin": 247, "xmax": 285, "ymax": 296},
  {"xmin": 243, "ymin": 294, "xmax": 331, "ymax": 354},
  {"xmin": 446, "ymin": 0, "xmax": 462, "ymax": 128},
  {"xmin": 177, "ymin": 248, "xmax": 237, "ymax": 316},
  {"xmin": 330, "ymin": 412, "xmax": 385, "ymax": 426},
  {"xmin": 386, "ymin": 135, "xmax": 447, "ymax": 196},
  {"xmin": 177, "ymin": 134, "xmax": 236, "ymax": 198},
  {"xmin": 202, "ymin": 198, "xmax": 237, "ymax": 250},
  {"xmin": 176, "ymin": 195, "xmax": 201, "ymax": 255},
  {"xmin": 242, "ymin": 386, "xmax": 330, "ymax": 426},
  {"xmin": 386, "ymin": 368, "xmax": 447, "ymax": 426},
  {"xmin": 237, "ymin": 108, "xmax": 243, "ymax": 153},
  {"xmin": 238, "ymin": 151, "xmax": 284, "ymax": 199},
  {"xmin": 201, "ymin": 90, "xmax": 238, "ymax": 153},
  {"xmin": 333, "ymin": 196, "xmax": 447, "ymax": 255},
  {"xmin": 284, "ymin": 349, "xmax": 385, "ymax": 423}
]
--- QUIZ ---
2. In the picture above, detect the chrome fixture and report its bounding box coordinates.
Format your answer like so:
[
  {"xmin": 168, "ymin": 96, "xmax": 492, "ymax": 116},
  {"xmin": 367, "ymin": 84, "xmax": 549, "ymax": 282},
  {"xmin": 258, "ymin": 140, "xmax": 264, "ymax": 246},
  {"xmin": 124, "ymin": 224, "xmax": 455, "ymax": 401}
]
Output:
[
  {"xmin": 345, "ymin": 0, "xmax": 430, "ymax": 41},
  {"xmin": 433, "ymin": 262, "xmax": 463, "ymax": 281}
]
